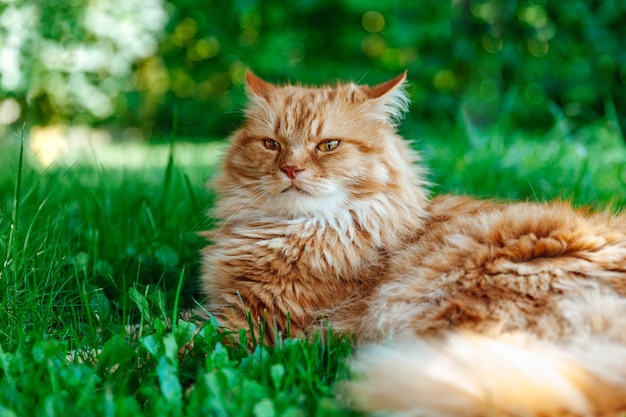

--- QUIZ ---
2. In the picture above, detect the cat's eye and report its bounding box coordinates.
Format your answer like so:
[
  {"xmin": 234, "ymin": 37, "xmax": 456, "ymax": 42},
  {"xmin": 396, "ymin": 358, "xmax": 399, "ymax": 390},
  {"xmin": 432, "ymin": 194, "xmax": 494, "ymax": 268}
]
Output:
[
  {"xmin": 263, "ymin": 139, "xmax": 281, "ymax": 151},
  {"xmin": 317, "ymin": 139, "xmax": 341, "ymax": 152}
]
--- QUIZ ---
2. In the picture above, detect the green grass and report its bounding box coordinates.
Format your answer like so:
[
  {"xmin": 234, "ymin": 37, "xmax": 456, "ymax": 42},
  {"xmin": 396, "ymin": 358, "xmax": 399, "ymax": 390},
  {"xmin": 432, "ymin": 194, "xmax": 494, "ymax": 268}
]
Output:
[{"xmin": 1, "ymin": 121, "xmax": 626, "ymax": 416}]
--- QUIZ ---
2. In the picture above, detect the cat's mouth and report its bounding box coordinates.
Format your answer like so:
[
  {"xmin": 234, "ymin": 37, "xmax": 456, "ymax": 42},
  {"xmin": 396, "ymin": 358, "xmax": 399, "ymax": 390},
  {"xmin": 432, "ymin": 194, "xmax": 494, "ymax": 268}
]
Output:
[{"xmin": 281, "ymin": 184, "xmax": 309, "ymax": 195}]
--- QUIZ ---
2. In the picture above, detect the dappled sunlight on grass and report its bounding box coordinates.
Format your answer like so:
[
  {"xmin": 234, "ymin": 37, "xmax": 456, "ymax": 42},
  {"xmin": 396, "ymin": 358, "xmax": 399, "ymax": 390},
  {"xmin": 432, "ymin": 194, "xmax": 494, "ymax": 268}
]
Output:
[
  {"xmin": 64, "ymin": 140, "xmax": 228, "ymax": 169},
  {"xmin": 28, "ymin": 131, "xmax": 228, "ymax": 170}
]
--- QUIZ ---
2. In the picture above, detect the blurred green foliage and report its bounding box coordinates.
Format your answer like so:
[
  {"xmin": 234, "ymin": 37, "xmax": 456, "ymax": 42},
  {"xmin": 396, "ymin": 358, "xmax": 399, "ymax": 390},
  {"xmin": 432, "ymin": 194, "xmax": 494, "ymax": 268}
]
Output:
[
  {"xmin": 1, "ymin": 0, "xmax": 625, "ymax": 138},
  {"xmin": 0, "ymin": 0, "xmax": 167, "ymax": 126}
]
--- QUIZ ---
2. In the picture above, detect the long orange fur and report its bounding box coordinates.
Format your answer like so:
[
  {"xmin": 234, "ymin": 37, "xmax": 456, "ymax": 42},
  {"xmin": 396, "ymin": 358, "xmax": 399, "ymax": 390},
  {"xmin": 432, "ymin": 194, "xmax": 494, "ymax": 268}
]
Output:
[{"xmin": 201, "ymin": 71, "xmax": 626, "ymax": 416}]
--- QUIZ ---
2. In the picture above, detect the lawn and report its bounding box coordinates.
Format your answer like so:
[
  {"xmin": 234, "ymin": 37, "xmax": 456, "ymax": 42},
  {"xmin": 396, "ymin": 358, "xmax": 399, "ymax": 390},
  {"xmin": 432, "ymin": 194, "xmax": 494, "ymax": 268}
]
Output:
[{"xmin": 1, "ymin": 121, "xmax": 626, "ymax": 416}]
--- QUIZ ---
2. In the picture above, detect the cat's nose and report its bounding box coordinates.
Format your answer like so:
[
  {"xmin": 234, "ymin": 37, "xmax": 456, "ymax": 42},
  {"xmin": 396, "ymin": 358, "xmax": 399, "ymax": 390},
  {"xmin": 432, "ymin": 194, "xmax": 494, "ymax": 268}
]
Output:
[{"xmin": 281, "ymin": 165, "xmax": 304, "ymax": 179}]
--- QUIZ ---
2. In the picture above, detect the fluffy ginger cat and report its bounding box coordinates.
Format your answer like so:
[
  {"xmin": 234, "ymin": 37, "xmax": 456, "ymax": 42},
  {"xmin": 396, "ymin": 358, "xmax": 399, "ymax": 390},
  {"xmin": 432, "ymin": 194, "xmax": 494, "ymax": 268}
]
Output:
[{"xmin": 200, "ymin": 71, "xmax": 626, "ymax": 417}]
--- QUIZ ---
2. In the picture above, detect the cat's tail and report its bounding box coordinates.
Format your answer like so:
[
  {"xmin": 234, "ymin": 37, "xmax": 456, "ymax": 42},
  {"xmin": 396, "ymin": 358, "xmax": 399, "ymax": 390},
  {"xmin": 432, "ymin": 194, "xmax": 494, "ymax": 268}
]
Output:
[{"xmin": 347, "ymin": 332, "xmax": 626, "ymax": 417}]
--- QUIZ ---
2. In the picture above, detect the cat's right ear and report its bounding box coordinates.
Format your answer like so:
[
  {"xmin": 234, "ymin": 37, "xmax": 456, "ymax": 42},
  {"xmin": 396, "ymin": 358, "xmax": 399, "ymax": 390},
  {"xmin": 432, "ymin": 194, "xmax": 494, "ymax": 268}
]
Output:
[{"xmin": 245, "ymin": 70, "xmax": 274, "ymax": 100}]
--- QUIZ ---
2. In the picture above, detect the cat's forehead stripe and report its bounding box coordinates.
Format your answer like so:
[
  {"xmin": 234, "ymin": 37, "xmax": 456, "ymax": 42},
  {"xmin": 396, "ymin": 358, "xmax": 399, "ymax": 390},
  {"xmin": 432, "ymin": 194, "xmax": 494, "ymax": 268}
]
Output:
[
  {"xmin": 284, "ymin": 93, "xmax": 294, "ymax": 107},
  {"xmin": 274, "ymin": 90, "xmax": 329, "ymax": 140}
]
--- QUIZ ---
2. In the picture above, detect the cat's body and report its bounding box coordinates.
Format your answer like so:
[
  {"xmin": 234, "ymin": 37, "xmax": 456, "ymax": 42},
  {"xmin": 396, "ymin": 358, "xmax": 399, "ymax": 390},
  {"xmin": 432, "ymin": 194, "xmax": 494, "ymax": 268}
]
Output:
[{"xmin": 201, "ymin": 71, "xmax": 626, "ymax": 416}]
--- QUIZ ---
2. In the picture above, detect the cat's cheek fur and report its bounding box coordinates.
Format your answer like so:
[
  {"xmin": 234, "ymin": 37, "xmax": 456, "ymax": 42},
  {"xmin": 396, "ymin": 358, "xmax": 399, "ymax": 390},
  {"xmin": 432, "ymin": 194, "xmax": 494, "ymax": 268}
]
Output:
[{"xmin": 368, "ymin": 163, "xmax": 390, "ymax": 184}]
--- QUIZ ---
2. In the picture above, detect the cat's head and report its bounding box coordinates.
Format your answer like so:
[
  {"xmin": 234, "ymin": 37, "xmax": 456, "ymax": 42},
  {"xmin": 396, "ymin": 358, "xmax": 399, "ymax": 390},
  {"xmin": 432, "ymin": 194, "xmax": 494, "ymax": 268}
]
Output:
[{"xmin": 214, "ymin": 71, "xmax": 427, "ymax": 221}]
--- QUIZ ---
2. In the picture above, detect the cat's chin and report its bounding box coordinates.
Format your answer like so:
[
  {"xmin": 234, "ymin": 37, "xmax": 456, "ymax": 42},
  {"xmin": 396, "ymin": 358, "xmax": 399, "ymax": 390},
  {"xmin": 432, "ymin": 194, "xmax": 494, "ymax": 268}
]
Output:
[{"xmin": 267, "ymin": 189, "xmax": 348, "ymax": 219}]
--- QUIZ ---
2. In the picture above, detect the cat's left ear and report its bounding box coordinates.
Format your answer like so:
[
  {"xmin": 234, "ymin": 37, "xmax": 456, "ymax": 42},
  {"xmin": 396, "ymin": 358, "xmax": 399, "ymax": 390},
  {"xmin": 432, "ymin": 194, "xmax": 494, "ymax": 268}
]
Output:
[
  {"xmin": 364, "ymin": 71, "xmax": 409, "ymax": 125},
  {"xmin": 366, "ymin": 71, "xmax": 407, "ymax": 100}
]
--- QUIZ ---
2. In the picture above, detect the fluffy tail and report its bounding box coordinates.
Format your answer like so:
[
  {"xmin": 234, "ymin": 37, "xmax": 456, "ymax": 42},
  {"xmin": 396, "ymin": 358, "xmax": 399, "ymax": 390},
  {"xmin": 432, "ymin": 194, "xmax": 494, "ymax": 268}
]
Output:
[{"xmin": 347, "ymin": 332, "xmax": 626, "ymax": 417}]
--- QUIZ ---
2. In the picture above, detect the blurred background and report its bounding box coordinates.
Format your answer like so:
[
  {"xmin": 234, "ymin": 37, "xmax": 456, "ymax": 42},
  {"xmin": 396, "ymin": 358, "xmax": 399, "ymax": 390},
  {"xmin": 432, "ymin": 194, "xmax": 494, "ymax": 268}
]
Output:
[{"xmin": 0, "ymin": 0, "xmax": 625, "ymax": 149}]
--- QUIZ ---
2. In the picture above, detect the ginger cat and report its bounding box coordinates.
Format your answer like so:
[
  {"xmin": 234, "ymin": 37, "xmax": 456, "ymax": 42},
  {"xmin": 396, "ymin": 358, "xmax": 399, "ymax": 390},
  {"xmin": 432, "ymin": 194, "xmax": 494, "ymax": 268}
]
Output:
[{"xmin": 200, "ymin": 71, "xmax": 626, "ymax": 417}]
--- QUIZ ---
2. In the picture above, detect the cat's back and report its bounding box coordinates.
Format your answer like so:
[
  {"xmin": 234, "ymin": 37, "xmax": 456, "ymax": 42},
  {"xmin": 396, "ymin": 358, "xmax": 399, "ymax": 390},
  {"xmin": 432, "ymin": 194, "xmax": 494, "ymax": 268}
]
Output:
[
  {"xmin": 358, "ymin": 195, "xmax": 626, "ymax": 341},
  {"xmin": 418, "ymin": 194, "xmax": 626, "ymax": 278}
]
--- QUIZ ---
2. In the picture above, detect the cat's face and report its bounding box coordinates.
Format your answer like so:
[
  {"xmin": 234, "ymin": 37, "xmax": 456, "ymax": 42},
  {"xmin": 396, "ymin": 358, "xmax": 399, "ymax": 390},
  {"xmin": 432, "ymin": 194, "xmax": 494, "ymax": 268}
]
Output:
[{"xmin": 215, "ymin": 71, "xmax": 417, "ymax": 220}]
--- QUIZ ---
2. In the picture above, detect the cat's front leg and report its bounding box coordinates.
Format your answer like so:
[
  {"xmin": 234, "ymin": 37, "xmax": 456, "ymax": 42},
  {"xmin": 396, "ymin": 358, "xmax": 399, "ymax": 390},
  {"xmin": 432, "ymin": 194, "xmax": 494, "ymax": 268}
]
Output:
[{"xmin": 201, "ymin": 240, "xmax": 310, "ymax": 345}]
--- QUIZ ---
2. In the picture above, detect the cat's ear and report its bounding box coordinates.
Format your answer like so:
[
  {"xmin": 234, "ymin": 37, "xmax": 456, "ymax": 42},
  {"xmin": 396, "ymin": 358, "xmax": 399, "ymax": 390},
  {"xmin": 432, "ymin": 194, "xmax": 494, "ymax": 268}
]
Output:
[
  {"xmin": 364, "ymin": 71, "xmax": 410, "ymax": 125},
  {"xmin": 245, "ymin": 70, "xmax": 274, "ymax": 100},
  {"xmin": 366, "ymin": 71, "xmax": 407, "ymax": 100}
]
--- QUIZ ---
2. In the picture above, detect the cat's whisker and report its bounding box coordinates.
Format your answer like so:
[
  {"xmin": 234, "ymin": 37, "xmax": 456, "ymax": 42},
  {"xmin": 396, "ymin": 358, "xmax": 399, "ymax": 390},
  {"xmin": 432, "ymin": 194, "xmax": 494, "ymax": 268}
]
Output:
[{"xmin": 209, "ymin": 185, "xmax": 269, "ymax": 234}]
